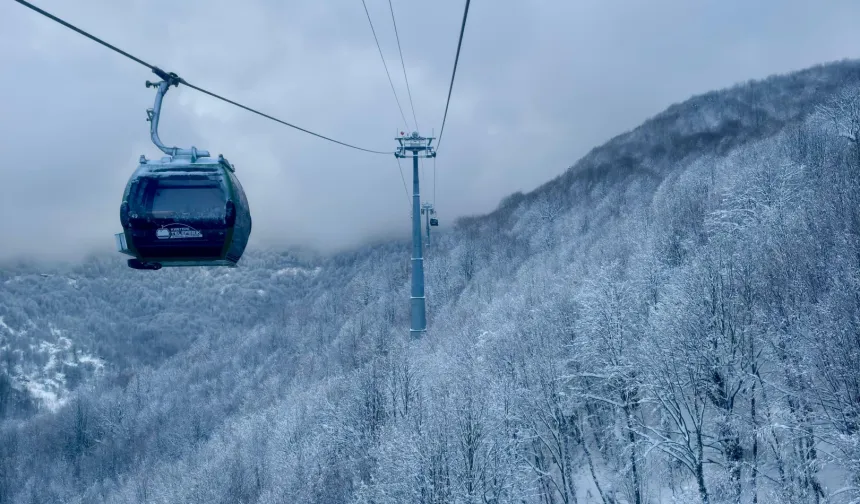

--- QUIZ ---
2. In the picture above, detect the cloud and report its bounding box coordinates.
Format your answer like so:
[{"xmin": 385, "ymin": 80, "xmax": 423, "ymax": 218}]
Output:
[{"xmin": 2, "ymin": 0, "xmax": 860, "ymax": 262}]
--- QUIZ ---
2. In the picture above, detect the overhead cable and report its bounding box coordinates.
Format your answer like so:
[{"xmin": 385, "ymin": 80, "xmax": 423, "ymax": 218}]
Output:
[
  {"xmin": 435, "ymin": 0, "xmax": 471, "ymax": 152},
  {"xmin": 387, "ymin": 0, "xmax": 419, "ymax": 132},
  {"xmin": 14, "ymin": 0, "xmax": 393, "ymax": 155},
  {"xmin": 360, "ymin": 0, "xmax": 412, "ymax": 132}
]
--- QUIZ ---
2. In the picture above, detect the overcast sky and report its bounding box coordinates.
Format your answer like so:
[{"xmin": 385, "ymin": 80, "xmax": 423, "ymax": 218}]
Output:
[{"xmin": 2, "ymin": 0, "xmax": 860, "ymax": 263}]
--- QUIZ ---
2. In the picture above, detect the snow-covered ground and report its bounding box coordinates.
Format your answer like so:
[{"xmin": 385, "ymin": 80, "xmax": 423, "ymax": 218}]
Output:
[{"xmin": 1, "ymin": 316, "xmax": 104, "ymax": 412}]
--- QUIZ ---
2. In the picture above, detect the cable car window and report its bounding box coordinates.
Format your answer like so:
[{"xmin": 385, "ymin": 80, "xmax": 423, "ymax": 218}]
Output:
[
  {"xmin": 130, "ymin": 178, "xmax": 152, "ymax": 210},
  {"xmin": 151, "ymin": 185, "xmax": 225, "ymax": 217}
]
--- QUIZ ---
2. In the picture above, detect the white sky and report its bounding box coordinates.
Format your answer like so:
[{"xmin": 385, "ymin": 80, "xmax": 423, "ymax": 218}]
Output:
[{"xmin": 2, "ymin": 0, "xmax": 859, "ymax": 261}]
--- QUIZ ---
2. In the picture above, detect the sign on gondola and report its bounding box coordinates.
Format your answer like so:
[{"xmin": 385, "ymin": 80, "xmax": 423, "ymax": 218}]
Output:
[{"xmin": 156, "ymin": 224, "xmax": 203, "ymax": 240}]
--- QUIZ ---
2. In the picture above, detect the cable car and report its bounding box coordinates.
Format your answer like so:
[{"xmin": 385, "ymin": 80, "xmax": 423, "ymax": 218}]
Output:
[
  {"xmin": 430, "ymin": 218, "xmax": 439, "ymax": 227},
  {"xmin": 115, "ymin": 76, "xmax": 251, "ymax": 270}
]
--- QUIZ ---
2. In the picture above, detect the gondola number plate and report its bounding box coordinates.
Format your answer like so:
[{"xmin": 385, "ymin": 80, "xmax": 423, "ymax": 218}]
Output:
[{"xmin": 156, "ymin": 225, "xmax": 203, "ymax": 239}]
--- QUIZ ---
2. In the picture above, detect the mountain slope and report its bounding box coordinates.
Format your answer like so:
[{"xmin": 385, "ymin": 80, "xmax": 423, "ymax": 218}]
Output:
[
  {"xmin": 3, "ymin": 59, "xmax": 860, "ymax": 503},
  {"xmin": 0, "ymin": 251, "xmax": 321, "ymax": 419}
]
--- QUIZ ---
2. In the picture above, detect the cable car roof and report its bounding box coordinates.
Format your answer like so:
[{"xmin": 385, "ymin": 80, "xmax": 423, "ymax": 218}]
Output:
[{"xmin": 138, "ymin": 152, "xmax": 236, "ymax": 174}]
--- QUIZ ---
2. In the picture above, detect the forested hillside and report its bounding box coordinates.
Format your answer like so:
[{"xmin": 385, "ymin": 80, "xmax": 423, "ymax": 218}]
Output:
[{"xmin": 3, "ymin": 59, "xmax": 860, "ymax": 503}]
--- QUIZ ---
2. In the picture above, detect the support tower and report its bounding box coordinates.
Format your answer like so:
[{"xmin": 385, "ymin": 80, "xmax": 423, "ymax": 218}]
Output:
[{"xmin": 395, "ymin": 131, "xmax": 436, "ymax": 335}]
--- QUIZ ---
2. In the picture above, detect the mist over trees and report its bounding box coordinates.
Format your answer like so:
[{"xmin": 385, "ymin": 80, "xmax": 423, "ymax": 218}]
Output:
[{"xmin": 2, "ymin": 60, "xmax": 860, "ymax": 503}]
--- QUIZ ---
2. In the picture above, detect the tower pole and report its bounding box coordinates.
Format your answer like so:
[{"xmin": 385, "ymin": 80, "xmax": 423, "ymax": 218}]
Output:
[
  {"xmin": 411, "ymin": 149, "xmax": 425, "ymax": 335},
  {"xmin": 396, "ymin": 131, "xmax": 435, "ymax": 336}
]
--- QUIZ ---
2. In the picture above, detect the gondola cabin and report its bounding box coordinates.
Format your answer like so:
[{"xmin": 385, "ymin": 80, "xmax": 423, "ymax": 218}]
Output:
[
  {"xmin": 115, "ymin": 75, "xmax": 252, "ymax": 270},
  {"xmin": 115, "ymin": 152, "xmax": 251, "ymax": 270}
]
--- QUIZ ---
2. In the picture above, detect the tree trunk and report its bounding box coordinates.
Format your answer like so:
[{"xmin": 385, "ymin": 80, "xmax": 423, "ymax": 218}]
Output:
[
  {"xmin": 623, "ymin": 404, "xmax": 642, "ymax": 504},
  {"xmin": 750, "ymin": 379, "xmax": 758, "ymax": 504},
  {"xmin": 696, "ymin": 430, "xmax": 709, "ymax": 504}
]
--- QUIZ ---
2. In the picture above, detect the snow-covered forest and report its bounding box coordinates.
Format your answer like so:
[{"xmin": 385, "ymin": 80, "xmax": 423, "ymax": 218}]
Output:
[{"xmin": 3, "ymin": 59, "xmax": 860, "ymax": 503}]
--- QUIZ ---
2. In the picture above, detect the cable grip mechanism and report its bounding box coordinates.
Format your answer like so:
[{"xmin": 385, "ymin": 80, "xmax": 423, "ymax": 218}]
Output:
[{"xmin": 143, "ymin": 67, "xmax": 208, "ymax": 159}]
